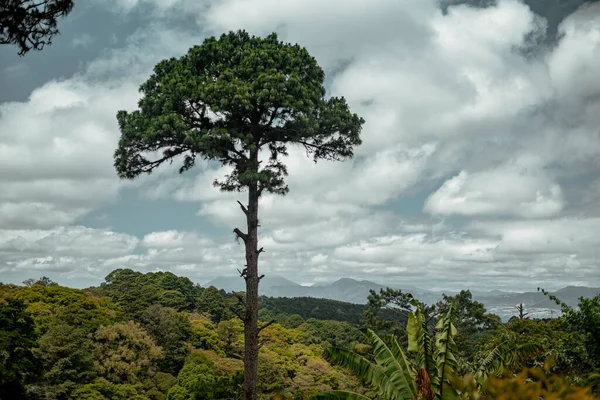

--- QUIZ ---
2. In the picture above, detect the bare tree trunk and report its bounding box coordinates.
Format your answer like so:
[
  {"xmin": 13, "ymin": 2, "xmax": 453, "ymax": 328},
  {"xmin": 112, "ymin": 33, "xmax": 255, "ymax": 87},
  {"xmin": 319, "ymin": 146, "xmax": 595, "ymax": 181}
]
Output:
[
  {"xmin": 242, "ymin": 181, "xmax": 260, "ymax": 400},
  {"xmin": 231, "ymin": 147, "xmax": 263, "ymax": 400}
]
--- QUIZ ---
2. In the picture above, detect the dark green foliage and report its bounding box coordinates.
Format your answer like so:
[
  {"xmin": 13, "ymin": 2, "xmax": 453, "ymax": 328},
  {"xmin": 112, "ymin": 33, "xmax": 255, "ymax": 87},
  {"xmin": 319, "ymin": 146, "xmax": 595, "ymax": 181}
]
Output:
[
  {"xmin": 499, "ymin": 318, "xmax": 590, "ymax": 377},
  {"xmin": 436, "ymin": 290, "xmax": 496, "ymax": 333},
  {"xmin": 94, "ymin": 269, "xmax": 203, "ymax": 318},
  {"xmin": 564, "ymin": 295, "xmax": 600, "ymax": 369},
  {"xmin": 23, "ymin": 276, "xmax": 59, "ymax": 287},
  {"xmin": 539, "ymin": 288, "xmax": 600, "ymax": 370},
  {"xmin": 1, "ymin": 273, "xmax": 599, "ymax": 399},
  {"xmin": 140, "ymin": 305, "xmax": 193, "ymax": 375},
  {"xmin": 69, "ymin": 377, "xmax": 148, "ymax": 400},
  {"xmin": 435, "ymin": 290, "xmax": 498, "ymax": 362},
  {"xmin": 0, "ymin": 0, "xmax": 74, "ymax": 56},
  {"xmin": 35, "ymin": 324, "xmax": 98, "ymax": 397},
  {"xmin": 298, "ymin": 319, "xmax": 365, "ymax": 349},
  {"xmin": 362, "ymin": 288, "xmax": 414, "ymax": 343},
  {"xmin": 197, "ymin": 286, "xmax": 229, "ymax": 323},
  {"xmin": 278, "ymin": 314, "xmax": 305, "ymax": 329},
  {"xmin": 168, "ymin": 353, "xmax": 243, "ymax": 400},
  {"xmin": 260, "ymin": 296, "xmax": 368, "ymax": 325},
  {"xmin": 0, "ymin": 298, "xmax": 40, "ymax": 399},
  {"xmin": 113, "ymin": 29, "xmax": 363, "ymax": 193}
]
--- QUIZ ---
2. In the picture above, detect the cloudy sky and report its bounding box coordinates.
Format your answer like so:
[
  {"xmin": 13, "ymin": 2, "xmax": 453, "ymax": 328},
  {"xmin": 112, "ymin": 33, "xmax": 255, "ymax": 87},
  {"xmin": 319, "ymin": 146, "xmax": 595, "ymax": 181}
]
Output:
[{"xmin": 0, "ymin": 0, "xmax": 599, "ymax": 292}]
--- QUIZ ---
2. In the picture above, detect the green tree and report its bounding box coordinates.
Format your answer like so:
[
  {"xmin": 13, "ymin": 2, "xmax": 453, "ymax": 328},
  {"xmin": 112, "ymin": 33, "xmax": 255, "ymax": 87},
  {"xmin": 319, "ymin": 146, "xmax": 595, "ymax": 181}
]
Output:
[
  {"xmin": 298, "ymin": 318, "xmax": 364, "ymax": 349},
  {"xmin": 435, "ymin": 290, "xmax": 499, "ymax": 363},
  {"xmin": 92, "ymin": 321, "xmax": 163, "ymax": 384},
  {"xmin": 362, "ymin": 288, "xmax": 414, "ymax": 341},
  {"xmin": 477, "ymin": 318, "xmax": 588, "ymax": 382},
  {"xmin": 217, "ymin": 319, "xmax": 244, "ymax": 358},
  {"xmin": 95, "ymin": 269, "xmax": 203, "ymax": 316},
  {"xmin": 0, "ymin": 298, "xmax": 40, "ymax": 399},
  {"xmin": 69, "ymin": 377, "xmax": 148, "ymax": 400},
  {"xmin": 113, "ymin": 29, "xmax": 364, "ymax": 400},
  {"xmin": 188, "ymin": 314, "xmax": 224, "ymax": 355},
  {"xmin": 23, "ymin": 276, "xmax": 58, "ymax": 287},
  {"xmin": 158, "ymin": 290, "xmax": 188, "ymax": 310},
  {"xmin": 168, "ymin": 353, "xmax": 243, "ymax": 400},
  {"xmin": 197, "ymin": 286, "xmax": 228, "ymax": 323},
  {"xmin": 140, "ymin": 305, "xmax": 193, "ymax": 375},
  {"xmin": 539, "ymin": 288, "xmax": 600, "ymax": 369},
  {"xmin": 565, "ymin": 296, "xmax": 600, "ymax": 369},
  {"xmin": 35, "ymin": 323, "xmax": 98, "ymax": 398},
  {"xmin": 2, "ymin": 284, "xmax": 118, "ymax": 335},
  {"xmin": 260, "ymin": 296, "xmax": 367, "ymax": 325},
  {"xmin": 0, "ymin": 0, "xmax": 74, "ymax": 56}
]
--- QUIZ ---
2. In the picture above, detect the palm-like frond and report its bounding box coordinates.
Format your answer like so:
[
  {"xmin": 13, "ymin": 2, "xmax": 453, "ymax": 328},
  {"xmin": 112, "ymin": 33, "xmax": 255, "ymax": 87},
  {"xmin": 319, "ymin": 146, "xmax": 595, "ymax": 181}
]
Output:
[
  {"xmin": 406, "ymin": 303, "xmax": 436, "ymax": 383},
  {"xmin": 324, "ymin": 347, "xmax": 408, "ymax": 400},
  {"xmin": 474, "ymin": 339, "xmax": 540, "ymax": 387},
  {"xmin": 407, "ymin": 302, "xmax": 437, "ymax": 388},
  {"xmin": 434, "ymin": 302, "xmax": 459, "ymax": 400},
  {"xmin": 363, "ymin": 328, "xmax": 417, "ymax": 400},
  {"xmin": 324, "ymin": 331, "xmax": 417, "ymax": 400}
]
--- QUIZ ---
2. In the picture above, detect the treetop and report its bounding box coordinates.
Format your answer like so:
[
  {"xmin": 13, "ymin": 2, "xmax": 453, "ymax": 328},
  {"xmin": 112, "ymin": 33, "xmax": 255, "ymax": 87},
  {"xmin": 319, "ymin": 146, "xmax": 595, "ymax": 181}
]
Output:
[{"xmin": 114, "ymin": 29, "xmax": 364, "ymax": 196}]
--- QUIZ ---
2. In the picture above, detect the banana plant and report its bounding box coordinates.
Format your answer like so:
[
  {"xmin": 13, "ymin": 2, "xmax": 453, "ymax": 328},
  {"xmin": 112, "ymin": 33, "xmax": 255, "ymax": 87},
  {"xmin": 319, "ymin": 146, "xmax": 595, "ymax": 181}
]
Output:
[{"xmin": 313, "ymin": 300, "xmax": 459, "ymax": 400}]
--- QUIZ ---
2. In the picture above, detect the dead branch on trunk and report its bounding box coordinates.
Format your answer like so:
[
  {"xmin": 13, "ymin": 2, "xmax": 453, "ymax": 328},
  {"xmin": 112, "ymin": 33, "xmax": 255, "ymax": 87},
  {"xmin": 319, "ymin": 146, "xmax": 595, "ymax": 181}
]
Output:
[
  {"xmin": 257, "ymin": 247, "xmax": 264, "ymax": 255},
  {"xmin": 232, "ymin": 291, "xmax": 246, "ymax": 305},
  {"xmin": 237, "ymin": 200, "xmax": 249, "ymax": 216},
  {"xmin": 258, "ymin": 319, "xmax": 277, "ymax": 333},
  {"xmin": 233, "ymin": 228, "xmax": 248, "ymax": 243},
  {"xmin": 229, "ymin": 306, "xmax": 245, "ymax": 321}
]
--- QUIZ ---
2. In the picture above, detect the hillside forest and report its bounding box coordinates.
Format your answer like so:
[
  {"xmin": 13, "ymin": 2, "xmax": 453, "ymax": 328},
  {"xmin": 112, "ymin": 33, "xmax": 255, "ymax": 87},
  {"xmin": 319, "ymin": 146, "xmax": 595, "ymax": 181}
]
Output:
[{"xmin": 1, "ymin": 269, "xmax": 599, "ymax": 399}]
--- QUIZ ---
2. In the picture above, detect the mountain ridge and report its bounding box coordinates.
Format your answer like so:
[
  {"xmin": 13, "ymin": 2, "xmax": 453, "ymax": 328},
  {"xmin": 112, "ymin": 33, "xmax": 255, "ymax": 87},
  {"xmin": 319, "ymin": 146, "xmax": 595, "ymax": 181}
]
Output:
[{"xmin": 205, "ymin": 275, "xmax": 599, "ymax": 321}]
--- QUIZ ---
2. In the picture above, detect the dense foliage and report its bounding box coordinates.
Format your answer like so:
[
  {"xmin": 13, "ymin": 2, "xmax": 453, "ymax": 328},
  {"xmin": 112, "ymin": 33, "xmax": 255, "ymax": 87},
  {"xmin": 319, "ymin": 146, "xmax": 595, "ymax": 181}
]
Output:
[
  {"xmin": 259, "ymin": 297, "xmax": 367, "ymax": 325},
  {"xmin": 0, "ymin": 0, "xmax": 74, "ymax": 56},
  {"xmin": 1, "ymin": 270, "xmax": 598, "ymax": 399},
  {"xmin": 0, "ymin": 272, "xmax": 367, "ymax": 399}
]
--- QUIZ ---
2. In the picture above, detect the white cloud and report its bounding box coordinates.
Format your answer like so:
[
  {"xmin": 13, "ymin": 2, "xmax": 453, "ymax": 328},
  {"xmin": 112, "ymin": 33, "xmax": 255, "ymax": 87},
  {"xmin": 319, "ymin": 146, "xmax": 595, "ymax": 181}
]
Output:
[
  {"xmin": 0, "ymin": 24, "xmax": 208, "ymax": 229},
  {"xmin": 0, "ymin": 226, "xmax": 139, "ymax": 258},
  {"xmin": 424, "ymin": 158, "xmax": 564, "ymax": 218},
  {"xmin": 2, "ymin": 0, "xmax": 600, "ymax": 290},
  {"xmin": 470, "ymin": 217, "xmax": 600, "ymax": 256}
]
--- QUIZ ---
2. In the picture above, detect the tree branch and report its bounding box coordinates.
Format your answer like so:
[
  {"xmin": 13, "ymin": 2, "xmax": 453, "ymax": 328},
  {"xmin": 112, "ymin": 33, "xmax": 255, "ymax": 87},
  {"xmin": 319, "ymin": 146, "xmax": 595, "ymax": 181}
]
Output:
[
  {"xmin": 233, "ymin": 228, "xmax": 248, "ymax": 243},
  {"xmin": 237, "ymin": 200, "xmax": 249, "ymax": 216},
  {"xmin": 131, "ymin": 147, "xmax": 189, "ymax": 176},
  {"xmin": 229, "ymin": 306, "xmax": 245, "ymax": 321},
  {"xmin": 258, "ymin": 319, "xmax": 277, "ymax": 333},
  {"xmin": 232, "ymin": 291, "xmax": 246, "ymax": 307},
  {"xmin": 257, "ymin": 247, "xmax": 264, "ymax": 255},
  {"xmin": 267, "ymin": 105, "xmax": 280, "ymax": 127}
]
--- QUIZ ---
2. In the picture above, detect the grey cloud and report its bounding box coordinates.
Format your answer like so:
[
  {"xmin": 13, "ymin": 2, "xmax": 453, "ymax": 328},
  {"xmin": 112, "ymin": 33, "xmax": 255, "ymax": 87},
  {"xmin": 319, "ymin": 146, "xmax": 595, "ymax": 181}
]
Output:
[{"xmin": 1, "ymin": 0, "xmax": 600, "ymax": 290}]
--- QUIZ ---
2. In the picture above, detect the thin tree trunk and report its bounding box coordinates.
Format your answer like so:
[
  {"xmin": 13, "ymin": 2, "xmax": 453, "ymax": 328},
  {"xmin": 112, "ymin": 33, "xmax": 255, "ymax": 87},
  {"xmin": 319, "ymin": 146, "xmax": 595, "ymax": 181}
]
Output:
[{"xmin": 242, "ymin": 175, "xmax": 260, "ymax": 400}]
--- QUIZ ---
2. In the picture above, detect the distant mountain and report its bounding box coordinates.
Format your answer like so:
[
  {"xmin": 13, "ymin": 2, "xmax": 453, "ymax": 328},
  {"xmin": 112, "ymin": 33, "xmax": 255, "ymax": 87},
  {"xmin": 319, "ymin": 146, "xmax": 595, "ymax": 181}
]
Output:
[
  {"xmin": 206, "ymin": 275, "xmax": 599, "ymax": 321},
  {"xmin": 204, "ymin": 275, "xmax": 300, "ymax": 293}
]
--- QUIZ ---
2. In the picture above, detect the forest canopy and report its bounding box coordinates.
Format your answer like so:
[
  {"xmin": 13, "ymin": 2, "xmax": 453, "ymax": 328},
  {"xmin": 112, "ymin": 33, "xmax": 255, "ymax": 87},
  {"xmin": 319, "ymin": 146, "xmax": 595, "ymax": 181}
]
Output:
[{"xmin": 1, "ymin": 269, "xmax": 598, "ymax": 399}]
